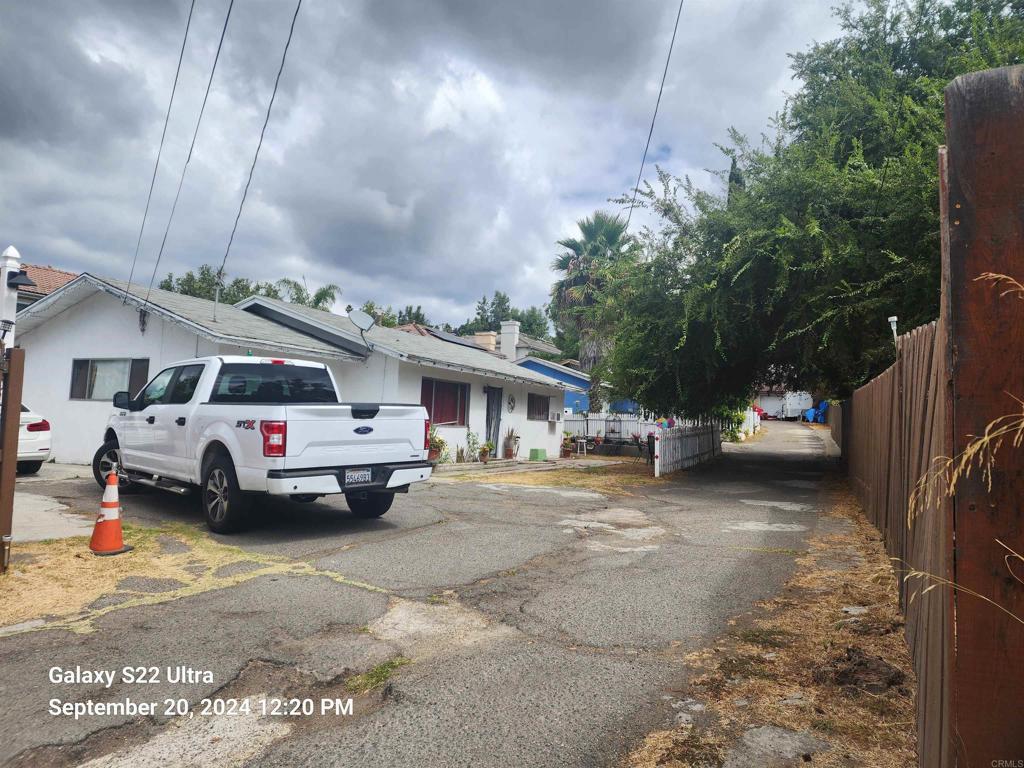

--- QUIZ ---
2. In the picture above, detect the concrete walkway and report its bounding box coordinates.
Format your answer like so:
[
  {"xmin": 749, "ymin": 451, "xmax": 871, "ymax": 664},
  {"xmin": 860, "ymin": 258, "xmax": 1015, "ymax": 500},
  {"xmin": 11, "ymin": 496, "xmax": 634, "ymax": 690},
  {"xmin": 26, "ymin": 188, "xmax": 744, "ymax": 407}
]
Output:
[{"xmin": 0, "ymin": 422, "xmax": 830, "ymax": 767}]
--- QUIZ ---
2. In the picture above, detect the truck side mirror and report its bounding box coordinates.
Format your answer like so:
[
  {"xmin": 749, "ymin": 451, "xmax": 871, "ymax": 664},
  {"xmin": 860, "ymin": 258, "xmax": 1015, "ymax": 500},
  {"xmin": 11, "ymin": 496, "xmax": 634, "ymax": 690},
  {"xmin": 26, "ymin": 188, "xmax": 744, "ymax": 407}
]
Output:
[{"xmin": 112, "ymin": 391, "xmax": 132, "ymax": 410}]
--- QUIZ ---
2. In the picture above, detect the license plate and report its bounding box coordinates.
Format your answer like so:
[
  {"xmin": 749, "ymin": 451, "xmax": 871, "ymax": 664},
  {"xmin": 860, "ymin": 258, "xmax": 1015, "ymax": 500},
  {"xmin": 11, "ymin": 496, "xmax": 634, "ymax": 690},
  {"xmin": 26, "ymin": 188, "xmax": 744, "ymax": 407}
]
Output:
[{"xmin": 345, "ymin": 468, "xmax": 372, "ymax": 485}]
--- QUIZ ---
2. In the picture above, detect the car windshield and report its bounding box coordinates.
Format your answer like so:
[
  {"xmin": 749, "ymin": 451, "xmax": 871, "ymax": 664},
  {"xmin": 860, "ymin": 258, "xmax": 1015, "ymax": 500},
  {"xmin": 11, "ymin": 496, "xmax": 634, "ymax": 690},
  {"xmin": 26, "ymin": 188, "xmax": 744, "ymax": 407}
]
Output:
[{"xmin": 209, "ymin": 363, "xmax": 338, "ymax": 404}]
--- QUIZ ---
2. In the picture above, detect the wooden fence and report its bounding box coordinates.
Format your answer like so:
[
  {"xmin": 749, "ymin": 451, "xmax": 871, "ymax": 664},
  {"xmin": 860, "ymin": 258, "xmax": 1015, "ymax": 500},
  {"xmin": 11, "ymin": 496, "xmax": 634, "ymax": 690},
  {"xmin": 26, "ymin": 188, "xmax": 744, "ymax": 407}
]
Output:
[
  {"xmin": 843, "ymin": 319, "xmax": 952, "ymax": 768},
  {"xmin": 834, "ymin": 66, "xmax": 1024, "ymax": 767},
  {"xmin": 653, "ymin": 423, "xmax": 721, "ymax": 477}
]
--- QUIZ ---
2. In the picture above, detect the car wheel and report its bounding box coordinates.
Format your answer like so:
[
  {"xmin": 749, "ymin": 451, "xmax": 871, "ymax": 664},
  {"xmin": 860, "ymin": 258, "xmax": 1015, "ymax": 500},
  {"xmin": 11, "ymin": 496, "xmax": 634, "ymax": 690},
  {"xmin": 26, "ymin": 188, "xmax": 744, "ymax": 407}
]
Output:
[
  {"xmin": 202, "ymin": 454, "xmax": 250, "ymax": 533},
  {"xmin": 16, "ymin": 461, "xmax": 42, "ymax": 475},
  {"xmin": 345, "ymin": 491, "xmax": 394, "ymax": 518},
  {"xmin": 91, "ymin": 440, "xmax": 140, "ymax": 493},
  {"xmin": 290, "ymin": 494, "xmax": 320, "ymax": 503}
]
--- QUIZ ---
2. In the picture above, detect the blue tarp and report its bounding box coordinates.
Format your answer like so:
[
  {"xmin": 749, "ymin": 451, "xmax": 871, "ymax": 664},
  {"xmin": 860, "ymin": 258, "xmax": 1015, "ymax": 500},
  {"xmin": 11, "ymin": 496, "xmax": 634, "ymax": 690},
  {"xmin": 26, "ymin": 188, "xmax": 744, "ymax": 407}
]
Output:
[{"xmin": 804, "ymin": 401, "xmax": 829, "ymax": 424}]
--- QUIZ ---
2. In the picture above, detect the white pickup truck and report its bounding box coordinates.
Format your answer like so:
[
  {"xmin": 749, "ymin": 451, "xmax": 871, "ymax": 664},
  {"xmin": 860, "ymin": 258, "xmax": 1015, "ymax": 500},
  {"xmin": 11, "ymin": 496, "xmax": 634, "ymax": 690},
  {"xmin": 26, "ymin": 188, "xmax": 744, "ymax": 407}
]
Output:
[{"xmin": 91, "ymin": 356, "xmax": 432, "ymax": 532}]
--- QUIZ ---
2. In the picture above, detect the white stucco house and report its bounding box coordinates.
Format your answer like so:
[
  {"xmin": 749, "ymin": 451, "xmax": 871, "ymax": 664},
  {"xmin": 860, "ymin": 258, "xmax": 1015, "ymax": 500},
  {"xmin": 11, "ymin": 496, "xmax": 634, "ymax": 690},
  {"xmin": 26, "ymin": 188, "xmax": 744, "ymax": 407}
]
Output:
[{"xmin": 15, "ymin": 274, "xmax": 579, "ymax": 465}]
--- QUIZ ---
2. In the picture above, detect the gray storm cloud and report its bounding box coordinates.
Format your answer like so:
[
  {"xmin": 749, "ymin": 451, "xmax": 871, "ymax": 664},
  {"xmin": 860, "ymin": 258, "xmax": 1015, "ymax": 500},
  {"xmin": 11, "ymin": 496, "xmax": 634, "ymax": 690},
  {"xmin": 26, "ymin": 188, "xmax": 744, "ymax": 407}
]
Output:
[{"xmin": 0, "ymin": 0, "xmax": 839, "ymax": 323}]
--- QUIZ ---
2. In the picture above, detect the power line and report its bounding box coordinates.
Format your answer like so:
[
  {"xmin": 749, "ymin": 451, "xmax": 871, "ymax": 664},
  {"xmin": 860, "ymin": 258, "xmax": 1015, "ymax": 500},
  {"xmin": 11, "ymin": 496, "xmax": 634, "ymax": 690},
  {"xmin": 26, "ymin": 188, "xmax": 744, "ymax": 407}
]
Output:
[
  {"xmin": 217, "ymin": 0, "xmax": 302, "ymax": 285},
  {"xmin": 123, "ymin": 0, "xmax": 196, "ymax": 303},
  {"xmin": 142, "ymin": 0, "xmax": 236, "ymax": 307},
  {"xmin": 625, "ymin": 0, "xmax": 685, "ymax": 230}
]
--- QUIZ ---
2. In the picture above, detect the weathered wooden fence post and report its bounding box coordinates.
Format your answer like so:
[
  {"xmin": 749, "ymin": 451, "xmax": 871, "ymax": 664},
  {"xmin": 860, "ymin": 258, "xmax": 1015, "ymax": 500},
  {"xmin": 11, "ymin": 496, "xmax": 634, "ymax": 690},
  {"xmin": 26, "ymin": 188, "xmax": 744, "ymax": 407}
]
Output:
[{"xmin": 944, "ymin": 64, "xmax": 1024, "ymax": 766}]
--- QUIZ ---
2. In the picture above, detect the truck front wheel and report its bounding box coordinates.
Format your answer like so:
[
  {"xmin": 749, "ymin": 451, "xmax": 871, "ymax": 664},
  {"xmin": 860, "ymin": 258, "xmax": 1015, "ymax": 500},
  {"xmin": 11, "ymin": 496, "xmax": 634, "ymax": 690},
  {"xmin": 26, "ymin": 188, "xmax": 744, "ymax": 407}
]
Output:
[
  {"xmin": 345, "ymin": 491, "xmax": 394, "ymax": 518},
  {"xmin": 202, "ymin": 455, "xmax": 250, "ymax": 533},
  {"xmin": 92, "ymin": 440, "xmax": 141, "ymax": 493}
]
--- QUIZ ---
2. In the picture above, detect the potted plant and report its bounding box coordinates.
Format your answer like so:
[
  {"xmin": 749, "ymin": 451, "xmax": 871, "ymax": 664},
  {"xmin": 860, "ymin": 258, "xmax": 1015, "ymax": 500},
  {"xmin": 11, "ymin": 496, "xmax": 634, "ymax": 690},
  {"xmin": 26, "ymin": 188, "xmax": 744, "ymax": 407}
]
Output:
[
  {"xmin": 594, "ymin": 429, "xmax": 603, "ymax": 447},
  {"xmin": 479, "ymin": 440, "xmax": 495, "ymax": 463},
  {"xmin": 561, "ymin": 432, "xmax": 574, "ymax": 458},
  {"xmin": 503, "ymin": 427, "xmax": 520, "ymax": 459},
  {"xmin": 428, "ymin": 425, "xmax": 446, "ymax": 462}
]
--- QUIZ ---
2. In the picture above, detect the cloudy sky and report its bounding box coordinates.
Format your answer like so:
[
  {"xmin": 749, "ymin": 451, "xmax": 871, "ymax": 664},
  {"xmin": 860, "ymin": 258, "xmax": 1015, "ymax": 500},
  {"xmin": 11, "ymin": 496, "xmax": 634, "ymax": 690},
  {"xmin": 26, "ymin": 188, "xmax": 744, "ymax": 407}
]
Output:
[{"xmin": 1, "ymin": 0, "xmax": 841, "ymax": 325}]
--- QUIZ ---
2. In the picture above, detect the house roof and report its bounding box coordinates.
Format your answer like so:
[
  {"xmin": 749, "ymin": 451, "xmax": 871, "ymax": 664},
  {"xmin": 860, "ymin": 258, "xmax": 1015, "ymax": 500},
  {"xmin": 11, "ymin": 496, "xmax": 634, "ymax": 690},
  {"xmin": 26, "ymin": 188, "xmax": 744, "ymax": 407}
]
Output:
[
  {"xmin": 515, "ymin": 355, "xmax": 591, "ymax": 383},
  {"xmin": 516, "ymin": 333, "xmax": 561, "ymax": 356},
  {"xmin": 396, "ymin": 323, "xmax": 497, "ymax": 353},
  {"xmin": 19, "ymin": 264, "xmax": 78, "ymax": 297},
  {"xmin": 16, "ymin": 274, "xmax": 363, "ymax": 361},
  {"xmin": 237, "ymin": 297, "xmax": 584, "ymax": 391}
]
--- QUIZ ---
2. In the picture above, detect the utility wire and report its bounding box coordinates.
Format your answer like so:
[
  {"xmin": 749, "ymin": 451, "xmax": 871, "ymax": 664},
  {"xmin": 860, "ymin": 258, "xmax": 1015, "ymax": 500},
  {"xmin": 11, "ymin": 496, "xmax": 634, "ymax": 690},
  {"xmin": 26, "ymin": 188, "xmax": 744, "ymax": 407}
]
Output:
[
  {"xmin": 142, "ymin": 0, "xmax": 235, "ymax": 307},
  {"xmin": 625, "ymin": 0, "xmax": 685, "ymax": 230},
  {"xmin": 123, "ymin": 0, "xmax": 196, "ymax": 303},
  {"xmin": 217, "ymin": 0, "xmax": 302, "ymax": 284}
]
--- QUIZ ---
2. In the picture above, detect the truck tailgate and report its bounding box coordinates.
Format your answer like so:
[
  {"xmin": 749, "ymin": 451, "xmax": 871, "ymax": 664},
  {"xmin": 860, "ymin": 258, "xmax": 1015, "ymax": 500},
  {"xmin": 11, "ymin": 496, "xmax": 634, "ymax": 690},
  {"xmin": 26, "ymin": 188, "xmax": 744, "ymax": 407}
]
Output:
[{"xmin": 282, "ymin": 404, "xmax": 426, "ymax": 469}]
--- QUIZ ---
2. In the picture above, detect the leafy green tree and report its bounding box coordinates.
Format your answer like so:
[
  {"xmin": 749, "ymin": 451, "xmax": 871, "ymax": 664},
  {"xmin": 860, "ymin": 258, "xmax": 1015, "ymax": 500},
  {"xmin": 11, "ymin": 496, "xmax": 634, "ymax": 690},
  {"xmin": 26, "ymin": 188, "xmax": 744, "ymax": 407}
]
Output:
[
  {"xmin": 159, "ymin": 265, "xmax": 280, "ymax": 305},
  {"xmin": 398, "ymin": 305, "xmax": 430, "ymax": 325},
  {"xmin": 357, "ymin": 300, "xmax": 398, "ymax": 328},
  {"xmin": 604, "ymin": 0, "xmax": 1024, "ymax": 415},
  {"xmin": 511, "ymin": 305, "xmax": 550, "ymax": 339},
  {"xmin": 275, "ymin": 278, "xmax": 341, "ymax": 311},
  {"xmin": 550, "ymin": 211, "xmax": 635, "ymax": 373},
  {"xmin": 489, "ymin": 291, "xmax": 513, "ymax": 326},
  {"xmin": 454, "ymin": 292, "xmax": 552, "ymax": 338}
]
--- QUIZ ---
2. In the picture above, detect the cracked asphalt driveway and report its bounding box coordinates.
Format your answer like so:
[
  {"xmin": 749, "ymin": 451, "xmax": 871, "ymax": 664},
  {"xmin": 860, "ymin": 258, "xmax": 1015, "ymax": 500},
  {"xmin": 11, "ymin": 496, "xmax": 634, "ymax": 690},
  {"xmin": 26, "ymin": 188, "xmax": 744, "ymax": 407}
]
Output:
[{"xmin": 0, "ymin": 422, "xmax": 829, "ymax": 767}]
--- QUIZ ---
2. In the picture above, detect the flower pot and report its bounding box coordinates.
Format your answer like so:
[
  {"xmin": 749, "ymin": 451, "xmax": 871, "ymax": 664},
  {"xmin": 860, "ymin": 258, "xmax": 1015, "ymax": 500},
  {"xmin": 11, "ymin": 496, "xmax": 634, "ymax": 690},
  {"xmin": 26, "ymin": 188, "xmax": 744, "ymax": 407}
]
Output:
[
  {"xmin": 428, "ymin": 448, "xmax": 440, "ymax": 462},
  {"xmin": 479, "ymin": 450, "xmax": 490, "ymax": 463},
  {"xmin": 504, "ymin": 447, "xmax": 514, "ymax": 459}
]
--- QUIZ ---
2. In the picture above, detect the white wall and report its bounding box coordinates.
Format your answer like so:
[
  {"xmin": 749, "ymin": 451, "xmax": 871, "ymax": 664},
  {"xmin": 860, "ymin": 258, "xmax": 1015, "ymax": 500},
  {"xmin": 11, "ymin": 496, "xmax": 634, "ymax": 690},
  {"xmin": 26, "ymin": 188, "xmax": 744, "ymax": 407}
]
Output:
[
  {"xmin": 19, "ymin": 292, "xmax": 217, "ymax": 464},
  {"xmin": 756, "ymin": 394, "xmax": 785, "ymax": 419},
  {"xmin": 18, "ymin": 291, "xmax": 565, "ymax": 465},
  {"xmin": 395, "ymin": 361, "xmax": 562, "ymax": 460}
]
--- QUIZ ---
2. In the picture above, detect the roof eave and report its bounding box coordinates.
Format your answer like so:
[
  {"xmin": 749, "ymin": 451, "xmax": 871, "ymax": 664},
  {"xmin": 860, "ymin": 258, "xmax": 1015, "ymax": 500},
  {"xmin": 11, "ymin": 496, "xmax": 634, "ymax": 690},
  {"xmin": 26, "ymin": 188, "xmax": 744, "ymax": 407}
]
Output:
[{"xmin": 17, "ymin": 275, "xmax": 361, "ymax": 362}]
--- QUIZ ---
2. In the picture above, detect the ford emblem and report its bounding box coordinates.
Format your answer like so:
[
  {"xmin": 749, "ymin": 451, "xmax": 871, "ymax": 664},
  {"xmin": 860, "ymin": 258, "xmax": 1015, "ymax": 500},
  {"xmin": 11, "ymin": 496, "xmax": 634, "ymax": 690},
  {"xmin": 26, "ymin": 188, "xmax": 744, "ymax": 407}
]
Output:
[{"xmin": 354, "ymin": 426, "xmax": 373, "ymax": 435}]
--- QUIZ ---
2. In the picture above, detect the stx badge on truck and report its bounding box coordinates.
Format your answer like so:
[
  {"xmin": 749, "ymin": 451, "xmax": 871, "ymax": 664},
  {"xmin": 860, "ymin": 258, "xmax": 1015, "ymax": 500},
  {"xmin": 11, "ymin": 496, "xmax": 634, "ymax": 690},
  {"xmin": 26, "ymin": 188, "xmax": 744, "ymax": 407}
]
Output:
[{"xmin": 236, "ymin": 419, "xmax": 256, "ymax": 430}]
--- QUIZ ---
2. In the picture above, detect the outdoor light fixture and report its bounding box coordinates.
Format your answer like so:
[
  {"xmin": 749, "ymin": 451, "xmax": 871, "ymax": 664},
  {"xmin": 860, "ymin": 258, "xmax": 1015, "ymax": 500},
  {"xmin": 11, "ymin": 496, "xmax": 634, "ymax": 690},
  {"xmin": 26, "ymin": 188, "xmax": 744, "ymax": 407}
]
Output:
[
  {"xmin": 5, "ymin": 269, "xmax": 35, "ymax": 290},
  {"xmin": 0, "ymin": 319, "xmax": 13, "ymax": 341},
  {"xmin": 888, "ymin": 315, "xmax": 899, "ymax": 349}
]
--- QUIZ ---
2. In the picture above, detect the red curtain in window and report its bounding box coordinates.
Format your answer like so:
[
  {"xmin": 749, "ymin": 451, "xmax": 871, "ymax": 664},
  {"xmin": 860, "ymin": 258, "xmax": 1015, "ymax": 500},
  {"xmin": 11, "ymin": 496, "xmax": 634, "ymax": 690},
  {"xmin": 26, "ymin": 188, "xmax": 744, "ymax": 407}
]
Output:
[{"xmin": 421, "ymin": 378, "xmax": 466, "ymax": 425}]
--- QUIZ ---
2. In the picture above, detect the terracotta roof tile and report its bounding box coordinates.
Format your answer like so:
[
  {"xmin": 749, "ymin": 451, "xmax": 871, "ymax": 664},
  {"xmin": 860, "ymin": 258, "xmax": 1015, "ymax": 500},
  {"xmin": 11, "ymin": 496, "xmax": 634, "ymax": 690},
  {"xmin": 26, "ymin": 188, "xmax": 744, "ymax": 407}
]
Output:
[{"xmin": 20, "ymin": 264, "xmax": 78, "ymax": 296}]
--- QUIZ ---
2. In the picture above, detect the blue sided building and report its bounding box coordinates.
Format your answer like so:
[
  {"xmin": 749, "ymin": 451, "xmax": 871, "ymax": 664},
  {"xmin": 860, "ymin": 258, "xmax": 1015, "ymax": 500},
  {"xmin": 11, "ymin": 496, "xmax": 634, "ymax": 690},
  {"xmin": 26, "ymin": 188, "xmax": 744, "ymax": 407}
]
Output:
[{"xmin": 514, "ymin": 356, "xmax": 639, "ymax": 414}]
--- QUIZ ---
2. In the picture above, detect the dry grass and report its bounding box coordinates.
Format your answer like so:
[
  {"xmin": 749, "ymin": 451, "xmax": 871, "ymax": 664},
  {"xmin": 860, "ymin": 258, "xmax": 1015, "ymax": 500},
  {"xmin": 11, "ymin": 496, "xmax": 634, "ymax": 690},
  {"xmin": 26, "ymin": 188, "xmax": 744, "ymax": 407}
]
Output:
[
  {"xmin": 625, "ymin": 483, "xmax": 917, "ymax": 768},
  {"xmin": 1, "ymin": 522, "xmax": 386, "ymax": 633},
  {"xmin": 444, "ymin": 460, "xmax": 665, "ymax": 495}
]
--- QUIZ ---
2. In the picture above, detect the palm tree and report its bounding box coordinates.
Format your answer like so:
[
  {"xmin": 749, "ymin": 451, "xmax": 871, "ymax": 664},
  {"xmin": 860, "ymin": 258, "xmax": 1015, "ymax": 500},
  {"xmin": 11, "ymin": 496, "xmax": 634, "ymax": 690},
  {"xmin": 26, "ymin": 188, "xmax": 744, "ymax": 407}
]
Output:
[
  {"xmin": 276, "ymin": 278, "xmax": 341, "ymax": 311},
  {"xmin": 550, "ymin": 211, "xmax": 631, "ymax": 374}
]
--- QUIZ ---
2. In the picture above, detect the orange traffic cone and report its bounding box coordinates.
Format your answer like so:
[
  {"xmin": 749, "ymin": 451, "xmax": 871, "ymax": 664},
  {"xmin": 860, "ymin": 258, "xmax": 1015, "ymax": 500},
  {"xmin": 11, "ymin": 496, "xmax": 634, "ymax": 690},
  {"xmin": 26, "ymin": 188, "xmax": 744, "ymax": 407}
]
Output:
[{"xmin": 90, "ymin": 472, "xmax": 133, "ymax": 556}]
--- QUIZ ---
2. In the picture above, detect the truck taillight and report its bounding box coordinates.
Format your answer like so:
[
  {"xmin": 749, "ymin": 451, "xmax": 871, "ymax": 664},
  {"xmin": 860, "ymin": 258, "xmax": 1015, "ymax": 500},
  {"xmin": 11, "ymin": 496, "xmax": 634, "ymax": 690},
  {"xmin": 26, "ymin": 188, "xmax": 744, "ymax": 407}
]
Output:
[
  {"xmin": 260, "ymin": 421, "xmax": 287, "ymax": 457},
  {"xmin": 27, "ymin": 420, "xmax": 50, "ymax": 432},
  {"xmin": 424, "ymin": 419, "xmax": 430, "ymax": 451}
]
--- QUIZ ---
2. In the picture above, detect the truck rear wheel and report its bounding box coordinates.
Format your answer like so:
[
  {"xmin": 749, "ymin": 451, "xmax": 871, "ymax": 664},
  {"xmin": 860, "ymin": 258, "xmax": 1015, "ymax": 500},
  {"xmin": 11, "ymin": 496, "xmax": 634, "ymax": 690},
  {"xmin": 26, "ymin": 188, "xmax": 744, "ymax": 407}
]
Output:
[
  {"xmin": 345, "ymin": 491, "xmax": 394, "ymax": 518},
  {"xmin": 202, "ymin": 455, "xmax": 250, "ymax": 533}
]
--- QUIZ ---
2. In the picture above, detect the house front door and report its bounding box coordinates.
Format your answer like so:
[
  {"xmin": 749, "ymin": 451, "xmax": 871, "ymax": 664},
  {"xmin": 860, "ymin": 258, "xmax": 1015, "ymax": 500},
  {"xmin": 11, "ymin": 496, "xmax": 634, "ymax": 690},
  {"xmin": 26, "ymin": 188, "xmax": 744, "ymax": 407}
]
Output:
[{"xmin": 484, "ymin": 386, "xmax": 502, "ymax": 455}]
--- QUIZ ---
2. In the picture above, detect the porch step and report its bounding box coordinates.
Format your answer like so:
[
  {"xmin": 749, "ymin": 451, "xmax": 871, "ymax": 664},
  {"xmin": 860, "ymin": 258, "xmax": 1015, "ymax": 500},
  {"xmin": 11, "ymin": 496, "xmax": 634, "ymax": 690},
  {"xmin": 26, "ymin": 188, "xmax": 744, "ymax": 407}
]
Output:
[{"xmin": 432, "ymin": 459, "xmax": 556, "ymax": 475}]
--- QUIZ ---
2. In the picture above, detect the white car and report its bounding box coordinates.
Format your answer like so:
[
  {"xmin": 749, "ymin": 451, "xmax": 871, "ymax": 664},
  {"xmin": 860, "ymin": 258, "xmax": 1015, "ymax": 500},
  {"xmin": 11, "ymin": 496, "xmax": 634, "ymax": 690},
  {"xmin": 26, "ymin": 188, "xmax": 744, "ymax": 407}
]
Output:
[
  {"xmin": 18, "ymin": 404, "xmax": 51, "ymax": 474},
  {"xmin": 92, "ymin": 355, "xmax": 433, "ymax": 532}
]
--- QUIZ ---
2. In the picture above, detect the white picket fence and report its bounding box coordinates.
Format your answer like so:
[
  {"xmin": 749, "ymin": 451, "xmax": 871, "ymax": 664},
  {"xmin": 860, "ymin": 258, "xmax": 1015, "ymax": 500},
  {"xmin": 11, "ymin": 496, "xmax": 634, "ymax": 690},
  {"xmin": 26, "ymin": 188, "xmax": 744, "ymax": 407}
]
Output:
[
  {"xmin": 653, "ymin": 423, "xmax": 723, "ymax": 477},
  {"xmin": 740, "ymin": 407, "xmax": 761, "ymax": 436}
]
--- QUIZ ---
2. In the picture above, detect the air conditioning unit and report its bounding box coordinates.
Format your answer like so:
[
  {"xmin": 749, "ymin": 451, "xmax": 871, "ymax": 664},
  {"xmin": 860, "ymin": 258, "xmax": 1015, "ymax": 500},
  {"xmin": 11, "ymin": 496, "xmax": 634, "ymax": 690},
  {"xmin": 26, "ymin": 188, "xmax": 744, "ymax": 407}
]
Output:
[{"xmin": 548, "ymin": 411, "xmax": 562, "ymax": 422}]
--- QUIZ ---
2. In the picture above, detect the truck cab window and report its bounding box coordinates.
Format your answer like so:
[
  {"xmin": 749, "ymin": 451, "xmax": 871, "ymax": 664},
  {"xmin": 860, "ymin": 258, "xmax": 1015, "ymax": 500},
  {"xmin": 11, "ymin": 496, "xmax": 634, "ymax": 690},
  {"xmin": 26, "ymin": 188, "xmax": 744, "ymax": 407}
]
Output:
[
  {"xmin": 168, "ymin": 365, "xmax": 205, "ymax": 405},
  {"xmin": 140, "ymin": 368, "xmax": 176, "ymax": 407}
]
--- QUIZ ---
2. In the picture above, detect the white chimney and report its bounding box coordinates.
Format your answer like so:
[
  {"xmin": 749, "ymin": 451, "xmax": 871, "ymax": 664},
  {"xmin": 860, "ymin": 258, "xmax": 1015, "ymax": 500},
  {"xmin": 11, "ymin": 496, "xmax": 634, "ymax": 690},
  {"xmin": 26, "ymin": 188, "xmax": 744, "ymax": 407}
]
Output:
[
  {"xmin": 499, "ymin": 319, "xmax": 520, "ymax": 360},
  {"xmin": 1, "ymin": 246, "xmax": 23, "ymax": 347}
]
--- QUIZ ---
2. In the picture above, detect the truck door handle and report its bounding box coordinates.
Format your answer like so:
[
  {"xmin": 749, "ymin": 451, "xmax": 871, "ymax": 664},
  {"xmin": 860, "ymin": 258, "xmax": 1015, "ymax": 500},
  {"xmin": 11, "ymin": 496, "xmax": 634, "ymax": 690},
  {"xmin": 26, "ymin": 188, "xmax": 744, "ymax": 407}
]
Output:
[
  {"xmin": 175, "ymin": 417, "xmax": 186, "ymax": 426},
  {"xmin": 146, "ymin": 416, "xmax": 156, "ymax": 424}
]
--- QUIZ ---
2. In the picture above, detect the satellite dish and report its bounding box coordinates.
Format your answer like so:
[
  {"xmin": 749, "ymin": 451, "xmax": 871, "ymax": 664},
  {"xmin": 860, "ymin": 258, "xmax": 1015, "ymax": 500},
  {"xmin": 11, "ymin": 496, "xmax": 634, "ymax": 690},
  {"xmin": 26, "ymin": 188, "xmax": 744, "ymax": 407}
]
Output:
[{"xmin": 349, "ymin": 309, "xmax": 376, "ymax": 333}]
